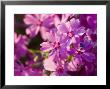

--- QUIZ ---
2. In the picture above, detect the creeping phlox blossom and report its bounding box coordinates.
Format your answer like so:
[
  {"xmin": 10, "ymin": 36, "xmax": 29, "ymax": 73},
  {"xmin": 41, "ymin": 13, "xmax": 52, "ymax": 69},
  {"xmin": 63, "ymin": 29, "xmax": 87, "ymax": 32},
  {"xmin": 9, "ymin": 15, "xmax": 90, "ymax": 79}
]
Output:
[
  {"xmin": 14, "ymin": 14, "xmax": 97, "ymax": 76},
  {"xmin": 23, "ymin": 14, "xmax": 55, "ymax": 40}
]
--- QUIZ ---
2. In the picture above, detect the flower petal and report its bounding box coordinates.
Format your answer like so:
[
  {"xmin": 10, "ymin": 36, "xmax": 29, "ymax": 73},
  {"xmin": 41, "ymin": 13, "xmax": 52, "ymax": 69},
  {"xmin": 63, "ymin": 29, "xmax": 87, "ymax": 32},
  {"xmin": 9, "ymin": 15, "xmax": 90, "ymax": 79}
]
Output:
[
  {"xmin": 75, "ymin": 27, "xmax": 85, "ymax": 36},
  {"xmin": 23, "ymin": 14, "xmax": 37, "ymax": 25},
  {"xmin": 26, "ymin": 25, "xmax": 39, "ymax": 38},
  {"xmin": 57, "ymin": 23, "xmax": 68, "ymax": 33},
  {"xmin": 40, "ymin": 27, "xmax": 50, "ymax": 40},
  {"xmin": 82, "ymin": 53, "xmax": 95, "ymax": 62},
  {"xmin": 54, "ymin": 15, "xmax": 61, "ymax": 27},
  {"xmin": 48, "ymin": 30, "xmax": 56, "ymax": 43},
  {"xmin": 43, "ymin": 54, "xmax": 57, "ymax": 71},
  {"xmin": 40, "ymin": 42, "xmax": 53, "ymax": 52},
  {"xmin": 70, "ymin": 18, "xmax": 80, "ymax": 30}
]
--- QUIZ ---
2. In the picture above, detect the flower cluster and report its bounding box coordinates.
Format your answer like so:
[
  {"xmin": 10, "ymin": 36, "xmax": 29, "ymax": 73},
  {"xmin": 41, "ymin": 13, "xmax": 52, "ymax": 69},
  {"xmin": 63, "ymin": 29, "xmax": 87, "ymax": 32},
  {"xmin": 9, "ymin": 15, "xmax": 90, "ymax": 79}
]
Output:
[{"xmin": 14, "ymin": 14, "xmax": 97, "ymax": 76}]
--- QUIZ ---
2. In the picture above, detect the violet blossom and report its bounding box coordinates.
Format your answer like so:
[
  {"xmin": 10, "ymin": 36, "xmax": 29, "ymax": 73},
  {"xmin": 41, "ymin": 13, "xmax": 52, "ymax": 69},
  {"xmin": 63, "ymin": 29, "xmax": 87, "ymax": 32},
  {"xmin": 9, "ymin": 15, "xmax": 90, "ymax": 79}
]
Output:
[
  {"xmin": 14, "ymin": 33, "xmax": 28, "ymax": 60},
  {"xmin": 23, "ymin": 14, "xmax": 54, "ymax": 40}
]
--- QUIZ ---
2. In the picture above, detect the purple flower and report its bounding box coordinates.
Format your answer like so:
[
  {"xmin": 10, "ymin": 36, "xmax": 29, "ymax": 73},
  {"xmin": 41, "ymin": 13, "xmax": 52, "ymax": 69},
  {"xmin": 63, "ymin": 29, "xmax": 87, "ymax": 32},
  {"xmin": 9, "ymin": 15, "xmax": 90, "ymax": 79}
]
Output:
[
  {"xmin": 53, "ymin": 14, "xmax": 74, "ymax": 27},
  {"xmin": 40, "ymin": 30, "xmax": 68, "ymax": 61},
  {"xmin": 43, "ymin": 54, "xmax": 68, "ymax": 76},
  {"xmin": 57, "ymin": 18, "xmax": 85, "ymax": 46},
  {"xmin": 68, "ymin": 39, "xmax": 96, "ymax": 63},
  {"xmin": 14, "ymin": 51, "xmax": 43, "ymax": 76},
  {"xmin": 24, "ymin": 14, "xmax": 54, "ymax": 40},
  {"xmin": 67, "ymin": 58, "xmax": 82, "ymax": 72},
  {"xmin": 14, "ymin": 33, "xmax": 28, "ymax": 60},
  {"xmin": 79, "ymin": 14, "xmax": 97, "ymax": 30},
  {"xmin": 14, "ymin": 61, "xmax": 43, "ymax": 76}
]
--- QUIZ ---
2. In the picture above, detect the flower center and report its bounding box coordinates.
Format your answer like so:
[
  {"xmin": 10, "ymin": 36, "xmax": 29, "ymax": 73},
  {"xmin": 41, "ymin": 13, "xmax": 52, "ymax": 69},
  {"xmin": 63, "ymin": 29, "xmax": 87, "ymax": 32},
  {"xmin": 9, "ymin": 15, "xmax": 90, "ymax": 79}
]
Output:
[
  {"xmin": 54, "ymin": 42, "xmax": 60, "ymax": 48},
  {"xmin": 37, "ymin": 20, "xmax": 42, "ymax": 26},
  {"xmin": 68, "ymin": 32, "xmax": 74, "ymax": 38}
]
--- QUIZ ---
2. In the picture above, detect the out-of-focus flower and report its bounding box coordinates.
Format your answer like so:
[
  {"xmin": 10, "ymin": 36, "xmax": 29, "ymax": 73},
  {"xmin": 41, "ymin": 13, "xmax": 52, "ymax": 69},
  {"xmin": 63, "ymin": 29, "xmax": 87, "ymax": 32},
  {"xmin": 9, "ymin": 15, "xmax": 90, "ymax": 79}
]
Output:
[
  {"xmin": 53, "ymin": 14, "xmax": 74, "ymax": 27},
  {"xmin": 24, "ymin": 14, "xmax": 54, "ymax": 40},
  {"xmin": 14, "ymin": 61, "xmax": 43, "ymax": 76},
  {"xmin": 79, "ymin": 14, "xmax": 97, "ymax": 30},
  {"xmin": 14, "ymin": 33, "xmax": 28, "ymax": 60}
]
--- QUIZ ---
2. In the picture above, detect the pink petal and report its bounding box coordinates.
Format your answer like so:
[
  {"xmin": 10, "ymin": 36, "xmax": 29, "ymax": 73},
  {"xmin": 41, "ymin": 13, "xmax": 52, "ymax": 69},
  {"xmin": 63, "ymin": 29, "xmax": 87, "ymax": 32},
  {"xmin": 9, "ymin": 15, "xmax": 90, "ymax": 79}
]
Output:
[
  {"xmin": 71, "ymin": 37, "xmax": 76, "ymax": 44},
  {"xmin": 26, "ymin": 25, "xmax": 40, "ymax": 38},
  {"xmin": 14, "ymin": 34, "xmax": 21, "ymax": 44},
  {"xmin": 61, "ymin": 14, "xmax": 70, "ymax": 22},
  {"xmin": 43, "ymin": 54, "xmax": 57, "ymax": 71},
  {"xmin": 40, "ymin": 27, "xmax": 49, "ymax": 40},
  {"xmin": 54, "ymin": 15, "xmax": 61, "ymax": 27},
  {"xmin": 57, "ymin": 23, "xmax": 68, "ymax": 33},
  {"xmin": 48, "ymin": 30, "xmax": 56, "ymax": 43},
  {"xmin": 67, "ymin": 58, "xmax": 81, "ymax": 71},
  {"xmin": 40, "ymin": 42, "xmax": 53, "ymax": 52},
  {"xmin": 70, "ymin": 18, "xmax": 80, "ymax": 29},
  {"xmin": 77, "ymin": 27, "xmax": 85, "ymax": 36},
  {"xmin": 23, "ymin": 14, "xmax": 37, "ymax": 25}
]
